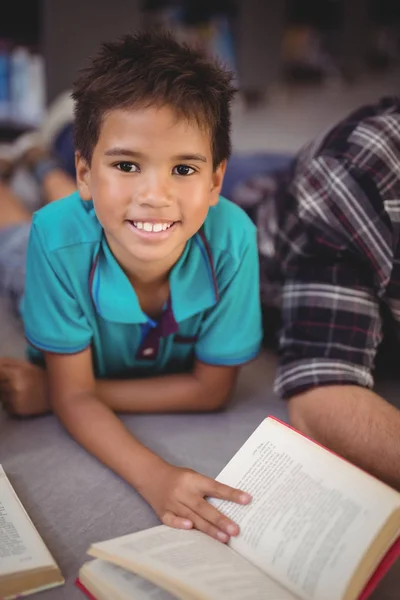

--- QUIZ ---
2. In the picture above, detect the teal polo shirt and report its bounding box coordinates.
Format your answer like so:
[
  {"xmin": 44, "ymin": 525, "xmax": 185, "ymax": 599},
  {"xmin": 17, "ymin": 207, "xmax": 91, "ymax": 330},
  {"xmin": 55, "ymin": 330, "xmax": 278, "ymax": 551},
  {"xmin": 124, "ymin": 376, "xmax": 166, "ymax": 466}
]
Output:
[{"xmin": 22, "ymin": 192, "xmax": 262, "ymax": 378}]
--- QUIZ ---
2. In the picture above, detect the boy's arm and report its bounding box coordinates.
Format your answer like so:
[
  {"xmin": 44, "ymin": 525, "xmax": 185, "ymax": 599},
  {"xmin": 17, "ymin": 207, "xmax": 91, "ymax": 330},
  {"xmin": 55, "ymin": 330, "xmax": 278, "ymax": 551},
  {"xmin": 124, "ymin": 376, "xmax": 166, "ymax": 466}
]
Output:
[
  {"xmin": 96, "ymin": 360, "xmax": 239, "ymax": 413},
  {"xmin": 45, "ymin": 348, "xmax": 250, "ymax": 541}
]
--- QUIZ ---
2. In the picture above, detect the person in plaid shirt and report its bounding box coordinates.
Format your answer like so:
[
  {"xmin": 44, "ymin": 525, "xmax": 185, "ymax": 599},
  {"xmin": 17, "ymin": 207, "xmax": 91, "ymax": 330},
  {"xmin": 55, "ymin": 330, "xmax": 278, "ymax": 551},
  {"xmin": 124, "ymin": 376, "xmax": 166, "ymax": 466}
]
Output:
[{"xmin": 232, "ymin": 97, "xmax": 400, "ymax": 490}]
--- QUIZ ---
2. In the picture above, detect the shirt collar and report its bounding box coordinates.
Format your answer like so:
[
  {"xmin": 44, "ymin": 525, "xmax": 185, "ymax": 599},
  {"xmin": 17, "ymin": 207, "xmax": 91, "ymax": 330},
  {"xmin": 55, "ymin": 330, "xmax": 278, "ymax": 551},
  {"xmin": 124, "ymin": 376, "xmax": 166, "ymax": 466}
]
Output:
[{"xmin": 89, "ymin": 227, "xmax": 219, "ymax": 325}]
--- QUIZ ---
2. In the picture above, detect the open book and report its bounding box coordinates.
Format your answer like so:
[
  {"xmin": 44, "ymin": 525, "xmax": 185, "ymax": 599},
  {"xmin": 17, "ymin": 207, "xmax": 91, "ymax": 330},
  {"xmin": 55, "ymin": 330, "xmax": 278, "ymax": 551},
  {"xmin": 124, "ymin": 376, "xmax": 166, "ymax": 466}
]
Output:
[
  {"xmin": 0, "ymin": 466, "xmax": 64, "ymax": 599},
  {"xmin": 77, "ymin": 417, "xmax": 400, "ymax": 600}
]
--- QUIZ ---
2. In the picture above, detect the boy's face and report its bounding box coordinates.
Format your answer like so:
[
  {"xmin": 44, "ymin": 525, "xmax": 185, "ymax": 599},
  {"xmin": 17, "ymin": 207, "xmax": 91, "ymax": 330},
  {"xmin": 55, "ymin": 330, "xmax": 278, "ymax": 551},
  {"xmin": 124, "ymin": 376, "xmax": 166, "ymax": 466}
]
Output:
[{"xmin": 76, "ymin": 105, "xmax": 225, "ymax": 277}]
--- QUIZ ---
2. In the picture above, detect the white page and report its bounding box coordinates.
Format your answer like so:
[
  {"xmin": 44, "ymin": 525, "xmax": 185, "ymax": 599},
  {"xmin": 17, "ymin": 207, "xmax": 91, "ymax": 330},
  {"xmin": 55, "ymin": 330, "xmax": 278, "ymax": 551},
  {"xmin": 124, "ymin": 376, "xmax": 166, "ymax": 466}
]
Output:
[
  {"xmin": 211, "ymin": 418, "xmax": 400, "ymax": 600},
  {"xmin": 82, "ymin": 559, "xmax": 177, "ymax": 599},
  {"xmin": 90, "ymin": 525, "xmax": 297, "ymax": 600},
  {"xmin": 0, "ymin": 466, "xmax": 55, "ymax": 576}
]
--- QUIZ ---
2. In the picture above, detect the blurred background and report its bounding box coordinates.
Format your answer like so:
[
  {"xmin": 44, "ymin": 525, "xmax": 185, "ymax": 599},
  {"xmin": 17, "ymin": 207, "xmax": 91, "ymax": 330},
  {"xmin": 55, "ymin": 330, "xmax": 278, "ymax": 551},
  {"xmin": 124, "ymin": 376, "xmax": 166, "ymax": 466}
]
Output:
[{"xmin": 0, "ymin": 0, "xmax": 399, "ymax": 154}]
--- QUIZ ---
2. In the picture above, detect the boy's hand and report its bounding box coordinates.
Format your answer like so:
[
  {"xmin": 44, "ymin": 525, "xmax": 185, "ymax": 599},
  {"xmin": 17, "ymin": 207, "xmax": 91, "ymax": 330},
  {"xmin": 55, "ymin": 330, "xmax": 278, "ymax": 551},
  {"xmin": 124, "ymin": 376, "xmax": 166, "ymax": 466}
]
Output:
[
  {"xmin": 0, "ymin": 358, "xmax": 49, "ymax": 417},
  {"xmin": 142, "ymin": 462, "xmax": 251, "ymax": 543}
]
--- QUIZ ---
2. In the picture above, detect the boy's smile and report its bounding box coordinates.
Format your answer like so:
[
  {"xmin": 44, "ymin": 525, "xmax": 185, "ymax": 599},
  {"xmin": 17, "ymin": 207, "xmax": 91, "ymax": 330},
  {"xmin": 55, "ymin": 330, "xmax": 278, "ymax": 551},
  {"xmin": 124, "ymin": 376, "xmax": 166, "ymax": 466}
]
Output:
[
  {"xmin": 127, "ymin": 218, "xmax": 177, "ymax": 238},
  {"xmin": 76, "ymin": 105, "xmax": 225, "ymax": 281}
]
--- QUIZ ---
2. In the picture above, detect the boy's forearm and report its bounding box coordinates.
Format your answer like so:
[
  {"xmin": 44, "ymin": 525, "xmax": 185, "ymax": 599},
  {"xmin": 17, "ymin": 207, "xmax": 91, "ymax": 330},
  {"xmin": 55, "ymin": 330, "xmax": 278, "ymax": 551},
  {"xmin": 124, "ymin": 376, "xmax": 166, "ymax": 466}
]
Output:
[
  {"xmin": 96, "ymin": 372, "xmax": 227, "ymax": 413},
  {"xmin": 52, "ymin": 393, "xmax": 167, "ymax": 493}
]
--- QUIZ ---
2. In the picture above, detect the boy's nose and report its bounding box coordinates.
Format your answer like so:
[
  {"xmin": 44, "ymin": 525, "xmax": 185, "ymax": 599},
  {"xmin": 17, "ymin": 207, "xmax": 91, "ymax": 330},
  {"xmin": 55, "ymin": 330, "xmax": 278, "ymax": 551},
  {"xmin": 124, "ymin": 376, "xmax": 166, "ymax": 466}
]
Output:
[{"xmin": 136, "ymin": 176, "xmax": 172, "ymax": 207}]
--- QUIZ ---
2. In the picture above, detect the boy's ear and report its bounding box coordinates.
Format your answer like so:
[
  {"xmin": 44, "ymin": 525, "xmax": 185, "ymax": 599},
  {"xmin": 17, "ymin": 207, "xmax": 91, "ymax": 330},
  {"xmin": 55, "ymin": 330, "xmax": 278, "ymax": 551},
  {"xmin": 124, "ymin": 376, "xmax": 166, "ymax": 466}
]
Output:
[
  {"xmin": 209, "ymin": 160, "xmax": 227, "ymax": 206},
  {"xmin": 75, "ymin": 152, "xmax": 92, "ymax": 201}
]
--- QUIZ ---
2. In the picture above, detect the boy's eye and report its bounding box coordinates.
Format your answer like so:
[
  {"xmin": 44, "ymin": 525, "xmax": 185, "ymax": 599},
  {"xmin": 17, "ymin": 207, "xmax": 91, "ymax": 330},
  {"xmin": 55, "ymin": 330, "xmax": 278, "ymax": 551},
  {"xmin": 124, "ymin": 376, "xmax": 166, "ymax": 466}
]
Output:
[
  {"xmin": 173, "ymin": 165, "xmax": 195, "ymax": 176},
  {"xmin": 116, "ymin": 162, "xmax": 138, "ymax": 173}
]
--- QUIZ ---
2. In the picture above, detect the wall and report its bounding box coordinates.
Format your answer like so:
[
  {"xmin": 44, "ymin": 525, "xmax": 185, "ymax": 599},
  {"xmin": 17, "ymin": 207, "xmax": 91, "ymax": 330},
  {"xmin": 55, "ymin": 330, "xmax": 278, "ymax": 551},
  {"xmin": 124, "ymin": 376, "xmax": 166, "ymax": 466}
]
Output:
[{"xmin": 42, "ymin": 0, "xmax": 143, "ymax": 102}]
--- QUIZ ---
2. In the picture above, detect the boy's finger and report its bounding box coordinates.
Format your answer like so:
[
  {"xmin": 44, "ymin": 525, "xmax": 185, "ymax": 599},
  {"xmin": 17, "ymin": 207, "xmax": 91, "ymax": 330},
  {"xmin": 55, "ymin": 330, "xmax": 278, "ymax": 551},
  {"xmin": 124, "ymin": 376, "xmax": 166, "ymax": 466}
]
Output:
[
  {"xmin": 0, "ymin": 368, "xmax": 12, "ymax": 381},
  {"xmin": 187, "ymin": 498, "xmax": 240, "ymax": 537},
  {"xmin": 0, "ymin": 358, "xmax": 20, "ymax": 370},
  {"xmin": 162, "ymin": 511, "xmax": 193, "ymax": 530},
  {"xmin": 178, "ymin": 507, "xmax": 230, "ymax": 543},
  {"xmin": 202, "ymin": 478, "xmax": 251, "ymax": 505}
]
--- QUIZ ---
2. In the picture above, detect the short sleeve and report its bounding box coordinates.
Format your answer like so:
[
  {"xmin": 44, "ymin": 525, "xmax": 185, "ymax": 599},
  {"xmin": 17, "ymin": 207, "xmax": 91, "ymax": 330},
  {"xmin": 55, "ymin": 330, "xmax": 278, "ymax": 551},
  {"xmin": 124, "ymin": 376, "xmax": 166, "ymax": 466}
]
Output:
[
  {"xmin": 195, "ymin": 230, "xmax": 262, "ymax": 366},
  {"xmin": 22, "ymin": 220, "xmax": 92, "ymax": 354}
]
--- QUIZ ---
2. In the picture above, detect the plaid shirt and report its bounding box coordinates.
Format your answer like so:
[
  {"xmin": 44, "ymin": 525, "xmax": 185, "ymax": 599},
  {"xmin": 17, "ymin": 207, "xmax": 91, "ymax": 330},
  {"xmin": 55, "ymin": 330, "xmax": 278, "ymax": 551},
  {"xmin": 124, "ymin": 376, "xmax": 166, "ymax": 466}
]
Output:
[{"xmin": 234, "ymin": 97, "xmax": 400, "ymax": 399}]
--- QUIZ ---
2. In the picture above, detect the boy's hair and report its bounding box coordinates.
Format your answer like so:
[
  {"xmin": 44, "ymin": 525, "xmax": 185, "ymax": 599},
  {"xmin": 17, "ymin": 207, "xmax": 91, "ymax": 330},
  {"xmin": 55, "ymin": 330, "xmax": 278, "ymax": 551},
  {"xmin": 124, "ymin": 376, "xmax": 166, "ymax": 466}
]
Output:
[{"xmin": 72, "ymin": 29, "xmax": 236, "ymax": 169}]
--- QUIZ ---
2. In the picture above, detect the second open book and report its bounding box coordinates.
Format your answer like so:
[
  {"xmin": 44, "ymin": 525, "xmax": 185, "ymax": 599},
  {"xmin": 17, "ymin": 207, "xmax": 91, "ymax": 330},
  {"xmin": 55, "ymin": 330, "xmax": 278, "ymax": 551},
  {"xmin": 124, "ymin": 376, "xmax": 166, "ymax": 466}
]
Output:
[{"xmin": 78, "ymin": 417, "xmax": 400, "ymax": 600}]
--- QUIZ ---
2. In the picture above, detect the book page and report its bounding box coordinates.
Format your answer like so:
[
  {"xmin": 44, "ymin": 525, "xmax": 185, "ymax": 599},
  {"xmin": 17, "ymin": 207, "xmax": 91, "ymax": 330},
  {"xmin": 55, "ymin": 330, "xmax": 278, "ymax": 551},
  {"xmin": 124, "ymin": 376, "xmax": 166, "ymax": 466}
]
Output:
[
  {"xmin": 210, "ymin": 418, "xmax": 400, "ymax": 600},
  {"xmin": 0, "ymin": 466, "xmax": 55, "ymax": 576},
  {"xmin": 89, "ymin": 525, "xmax": 297, "ymax": 600},
  {"xmin": 82, "ymin": 559, "xmax": 177, "ymax": 599}
]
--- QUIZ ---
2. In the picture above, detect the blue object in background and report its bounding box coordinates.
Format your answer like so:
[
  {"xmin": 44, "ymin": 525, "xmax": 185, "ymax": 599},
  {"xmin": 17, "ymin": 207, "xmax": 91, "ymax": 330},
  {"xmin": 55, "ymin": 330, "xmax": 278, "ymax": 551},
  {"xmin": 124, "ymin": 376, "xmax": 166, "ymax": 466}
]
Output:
[
  {"xmin": 53, "ymin": 122, "xmax": 76, "ymax": 179},
  {"xmin": 0, "ymin": 43, "xmax": 10, "ymax": 121},
  {"xmin": 221, "ymin": 153, "xmax": 293, "ymax": 200}
]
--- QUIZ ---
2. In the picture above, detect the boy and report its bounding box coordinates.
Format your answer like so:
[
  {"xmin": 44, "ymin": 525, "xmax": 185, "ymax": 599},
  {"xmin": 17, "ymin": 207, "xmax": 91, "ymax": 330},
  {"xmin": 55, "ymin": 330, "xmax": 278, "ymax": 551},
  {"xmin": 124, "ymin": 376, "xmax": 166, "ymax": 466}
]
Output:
[{"xmin": 0, "ymin": 31, "xmax": 261, "ymax": 542}]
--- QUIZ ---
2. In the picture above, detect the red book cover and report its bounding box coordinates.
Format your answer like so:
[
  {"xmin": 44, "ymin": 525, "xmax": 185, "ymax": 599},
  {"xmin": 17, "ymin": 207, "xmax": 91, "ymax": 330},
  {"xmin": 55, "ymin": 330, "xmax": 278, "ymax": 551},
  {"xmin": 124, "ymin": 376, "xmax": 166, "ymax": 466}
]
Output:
[
  {"xmin": 75, "ymin": 578, "xmax": 97, "ymax": 600},
  {"xmin": 358, "ymin": 538, "xmax": 400, "ymax": 600}
]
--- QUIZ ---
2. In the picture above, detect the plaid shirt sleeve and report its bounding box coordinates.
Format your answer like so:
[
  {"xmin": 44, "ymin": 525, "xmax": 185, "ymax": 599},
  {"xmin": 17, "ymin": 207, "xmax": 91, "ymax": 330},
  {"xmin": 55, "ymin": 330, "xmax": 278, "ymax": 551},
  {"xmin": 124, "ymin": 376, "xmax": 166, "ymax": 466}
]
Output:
[{"xmin": 274, "ymin": 154, "xmax": 393, "ymax": 398}]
